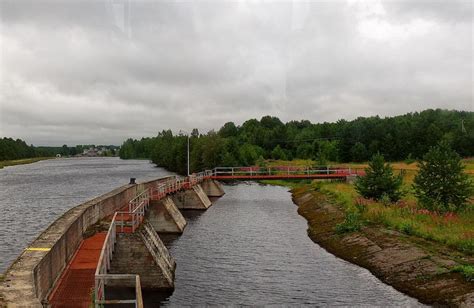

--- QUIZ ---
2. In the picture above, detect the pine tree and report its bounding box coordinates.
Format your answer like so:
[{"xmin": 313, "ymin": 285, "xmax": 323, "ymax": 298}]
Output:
[
  {"xmin": 354, "ymin": 153, "xmax": 403, "ymax": 202},
  {"xmin": 413, "ymin": 142, "xmax": 472, "ymax": 213}
]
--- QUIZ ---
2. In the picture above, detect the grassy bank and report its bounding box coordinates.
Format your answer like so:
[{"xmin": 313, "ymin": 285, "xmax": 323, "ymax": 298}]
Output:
[
  {"xmin": 0, "ymin": 157, "xmax": 54, "ymax": 169},
  {"xmin": 262, "ymin": 159, "xmax": 474, "ymax": 256},
  {"xmin": 292, "ymin": 185, "xmax": 474, "ymax": 306},
  {"xmin": 317, "ymin": 180, "xmax": 474, "ymax": 255}
]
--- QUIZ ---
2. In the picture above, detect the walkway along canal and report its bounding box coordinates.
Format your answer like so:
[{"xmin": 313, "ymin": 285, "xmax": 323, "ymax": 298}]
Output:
[{"xmin": 0, "ymin": 159, "xmax": 422, "ymax": 307}]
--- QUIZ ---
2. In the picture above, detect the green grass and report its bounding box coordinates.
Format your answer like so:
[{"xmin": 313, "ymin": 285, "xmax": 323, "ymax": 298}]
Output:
[
  {"xmin": 451, "ymin": 265, "xmax": 474, "ymax": 282},
  {"xmin": 263, "ymin": 159, "xmax": 474, "ymax": 253},
  {"xmin": 316, "ymin": 180, "xmax": 474, "ymax": 255},
  {"xmin": 0, "ymin": 157, "xmax": 54, "ymax": 169}
]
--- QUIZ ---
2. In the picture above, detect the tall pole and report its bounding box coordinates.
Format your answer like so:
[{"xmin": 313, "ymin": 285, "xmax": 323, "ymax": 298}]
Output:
[{"xmin": 187, "ymin": 134, "xmax": 190, "ymax": 176}]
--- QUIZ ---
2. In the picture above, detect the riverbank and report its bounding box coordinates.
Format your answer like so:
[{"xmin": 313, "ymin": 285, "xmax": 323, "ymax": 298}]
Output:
[
  {"xmin": 0, "ymin": 157, "xmax": 54, "ymax": 169},
  {"xmin": 291, "ymin": 184, "xmax": 474, "ymax": 307}
]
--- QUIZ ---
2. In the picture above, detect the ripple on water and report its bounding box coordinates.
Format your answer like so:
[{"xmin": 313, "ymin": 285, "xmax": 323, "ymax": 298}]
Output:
[{"xmin": 157, "ymin": 183, "xmax": 424, "ymax": 307}]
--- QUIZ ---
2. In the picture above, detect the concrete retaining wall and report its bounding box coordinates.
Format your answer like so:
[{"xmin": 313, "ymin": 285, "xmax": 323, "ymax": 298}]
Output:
[
  {"xmin": 171, "ymin": 184, "xmax": 212, "ymax": 210},
  {"xmin": 0, "ymin": 176, "xmax": 172, "ymax": 307},
  {"xmin": 201, "ymin": 179, "xmax": 225, "ymax": 197},
  {"xmin": 108, "ymin": 222, "xmax": 175, "ymax": 289},
  {"xmin": 147, "ymin": 197, "xmax": 187, "ymax": 233}
]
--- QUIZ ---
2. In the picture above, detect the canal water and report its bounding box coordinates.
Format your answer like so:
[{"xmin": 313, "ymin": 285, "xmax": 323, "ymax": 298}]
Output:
[
  {"xmin": 156, "ymin": 183, "xmax": 422, "ymax": 307},
  {"xmin": 0, "ymin": 158, "xmax": 422, "ymax": 306}
]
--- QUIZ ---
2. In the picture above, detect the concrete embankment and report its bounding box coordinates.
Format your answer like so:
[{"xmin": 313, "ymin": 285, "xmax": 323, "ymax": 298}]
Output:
[
  {"xmin": 292, "ymin": 185, "xmax": 474, "ymax": 307},
  {"xmin": 0, "ymin": 176, "xmax": 173, "ymax": 307}
]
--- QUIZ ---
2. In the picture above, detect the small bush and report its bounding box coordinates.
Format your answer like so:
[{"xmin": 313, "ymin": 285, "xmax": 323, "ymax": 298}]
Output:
[
  {"xmin": 457, "ymin": 240, "xmax": 474, "ymax": 255},
  {"xmin": 398, "ymin": 221, "xmax": 415, "ymax": 235},
  {"xmin": 451, "ymin": 265, "xmax": 474, "ymax": 282},
  {"xmin": 336, "ymin": 210, "xmax": 363, "ymax": 234}
]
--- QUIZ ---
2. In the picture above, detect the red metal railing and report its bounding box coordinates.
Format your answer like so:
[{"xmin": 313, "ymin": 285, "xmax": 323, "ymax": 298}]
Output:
[{"xmin": 209, "ymin": 166, "xmax": 363, "ymax": 178}]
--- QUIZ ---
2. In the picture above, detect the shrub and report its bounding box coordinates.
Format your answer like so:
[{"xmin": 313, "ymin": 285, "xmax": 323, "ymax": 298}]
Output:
[
  {"xmin": 451, "ymin": 265, "xmax": 474, "ymax": 282},
  {"xmin": 413, "ymin": 142, "xmax": 473, "ymax": 213},
  {"xmin": 335, "ymin": 203, "xmax": 366, "ymax": 234},
  {"xmin": 335, "ymin": 210, "xmax": 363, "ymax": 234},
  {"xmin": 398, "ymin": 221, "xmax": 415, "ymax": 235},
  {"xmin": 354, "ymin": 153, "xmax": 404, "ymax": 202}
]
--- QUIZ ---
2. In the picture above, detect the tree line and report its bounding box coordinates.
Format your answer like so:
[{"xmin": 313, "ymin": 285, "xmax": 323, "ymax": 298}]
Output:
[
  {"xmin": 0, "ymin": 138, "xmax": 119, "ymax": 161},
  {"xmin": 119, "ymin": 109, "xmax": 473, "ymax": 174},
  {"xmin": 0, "ymin": 138, "xmax": 50, "ymax": 161}
]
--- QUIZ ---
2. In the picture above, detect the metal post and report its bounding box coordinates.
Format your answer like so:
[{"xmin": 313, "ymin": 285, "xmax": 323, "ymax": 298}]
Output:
[{"xmin": 187, "ymin": 135, "xmax": 190, "ymax": 176}]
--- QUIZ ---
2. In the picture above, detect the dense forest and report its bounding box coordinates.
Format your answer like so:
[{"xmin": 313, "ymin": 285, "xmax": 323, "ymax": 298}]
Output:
[
  {"xmin": 0, "ymin": 138, "xmax": 52, "ymax": 161},
  {"xmin": 119, "ymin": 109, "xmax": 474, "ymax": 175}
]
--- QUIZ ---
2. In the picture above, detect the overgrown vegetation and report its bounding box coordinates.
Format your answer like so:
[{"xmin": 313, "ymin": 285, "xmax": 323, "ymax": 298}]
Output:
[
  {"xmin": 354, "ymin": 153, "xmax": 403, "ymax": 202},
  {"xmin": 413, "ymin": 142, "xmax": 472, "ymax": 213},
  {"xmin": 120, "ymin": 109, "xmax": 474, "ymax": 175},
  {"xmin": 451, "ymin": 265, "xmax": 474, "ymax": 282},
  {"xmin": 315, "ymin": 174, "xmax": 474, "ymax": 254}
]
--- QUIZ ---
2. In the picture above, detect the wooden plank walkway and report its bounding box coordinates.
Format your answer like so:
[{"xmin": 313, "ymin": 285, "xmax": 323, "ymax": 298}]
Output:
[{"xmin": 49, "ymin": 232, "xmax": 107, "ymax": 307}]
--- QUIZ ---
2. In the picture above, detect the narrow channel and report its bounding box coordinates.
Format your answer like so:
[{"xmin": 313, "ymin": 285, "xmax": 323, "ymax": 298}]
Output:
[{"xmin": 156, "ymin": 183, "xmax": 422, "ymax": 306}]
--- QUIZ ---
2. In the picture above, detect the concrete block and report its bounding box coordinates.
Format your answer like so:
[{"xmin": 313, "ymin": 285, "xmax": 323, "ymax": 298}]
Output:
[
  {"xmin": 171, "ymin": 184, "xmax": 212, "ymax": 210},
  {"xmin": 147, "ymin": 197, "xmax": 187, "ymax": 234},
  {"xmin": 201, "ymin": 179, "xmax": 225, "ymax": 197}
]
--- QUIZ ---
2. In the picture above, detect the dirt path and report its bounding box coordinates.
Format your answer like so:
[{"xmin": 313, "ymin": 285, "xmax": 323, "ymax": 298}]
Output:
[{"xmin": 292, "ymin": 186, "xmax": 474, "ymax": 307}]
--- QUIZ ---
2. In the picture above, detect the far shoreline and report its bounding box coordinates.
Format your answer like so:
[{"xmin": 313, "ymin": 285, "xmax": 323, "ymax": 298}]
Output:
[{"xmin": 0, "ymin": 157, "xmax": 56, "ymax": 169}]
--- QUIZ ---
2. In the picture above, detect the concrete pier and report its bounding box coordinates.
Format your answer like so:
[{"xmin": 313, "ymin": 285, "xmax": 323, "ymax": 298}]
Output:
[
  {"xmin": 201, "ymin": 179, "xmax": 225, "ymax": 197},
  {"xmin": 0, "ymin": 174, "xmax": 223, "ymax": 306},
  {"xmin": 108, "ymin": 222, "xmax": 175, "ymax": 289},
  {"xmin": 147, "ymin": 197, "xmax": 187, "ymax": 233},
  {"xmin": 171, "ymin": 184, "xmax": 212, "ymax": 210}
]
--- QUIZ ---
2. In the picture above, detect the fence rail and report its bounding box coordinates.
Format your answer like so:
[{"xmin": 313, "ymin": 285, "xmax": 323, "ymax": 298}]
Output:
[
  {"xmin": 94, "ymin": 188, "xmax": 151, "ymax": 307},
  {"xmin": 150, "ymin": 172, "xmax": 212, "ymax": 200},
  {"xmin": 210, "ymin": 166, "xmax": 363, "ymax": 177}
]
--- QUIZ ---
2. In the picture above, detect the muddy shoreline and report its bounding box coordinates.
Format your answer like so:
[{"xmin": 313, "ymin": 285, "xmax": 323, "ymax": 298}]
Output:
[{"xmin": 291, "ymin": 185, "xmax": 474, "ymax": 307}]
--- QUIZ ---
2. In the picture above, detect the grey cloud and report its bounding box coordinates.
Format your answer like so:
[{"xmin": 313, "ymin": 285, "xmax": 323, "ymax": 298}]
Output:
[{"xmin": 0, "ymin": 0, "xmax": 472, "ymax": 146}]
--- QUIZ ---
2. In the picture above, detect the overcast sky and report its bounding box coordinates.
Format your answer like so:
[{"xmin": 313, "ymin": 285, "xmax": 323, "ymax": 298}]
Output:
[{"xmin": 0, "ymin": 0, "xmax": 472, "ymax": 146}]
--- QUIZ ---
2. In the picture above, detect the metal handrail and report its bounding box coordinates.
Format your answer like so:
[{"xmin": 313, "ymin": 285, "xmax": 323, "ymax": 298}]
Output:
[
  {"xmin": 150, "ymin": 172, "xmax": 213, "ymax": 201},
  {"xmin": 94, "ymin": 188, "xmax": 152, "ymax": 307},
  {"xmin": 95, "ymin": 274, "xmax": 143, "ymax": 307},
  {"xmin": 129, "ymin": 189, "xmax": 150, "ymax": 213},
  {"xmin": 211, "ymin": 166, "xmax": 359, "ymax": 176}
]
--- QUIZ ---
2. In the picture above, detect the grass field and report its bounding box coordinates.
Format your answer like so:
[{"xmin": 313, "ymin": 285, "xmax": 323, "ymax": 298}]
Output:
[
  {"xmin": 0, "ymin": 157, "xmax": 54, "ymax": 169},
  {"xmin": 266, "ymin": 158, "xmax": 474, "ymax": 175},
  {"xmin": 316, "ymin": 180, "xmax": 474, "ymax": 255}
]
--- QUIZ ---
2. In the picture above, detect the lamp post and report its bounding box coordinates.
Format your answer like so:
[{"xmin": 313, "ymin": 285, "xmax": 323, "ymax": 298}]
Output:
[
  {"xmin": 187, "ymin": 134, "xmax": 190, "ymax": 176},
  {"xmin": 180, "ymin": 130, "xmax": 190, "ymax": 176}
]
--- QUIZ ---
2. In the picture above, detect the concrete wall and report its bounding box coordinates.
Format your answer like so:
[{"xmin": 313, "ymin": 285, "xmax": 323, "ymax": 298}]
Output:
[
  {"xmin": 0, "ymin": 176, "xmax": 171, "ymax": 307},
  {"xmin": 108, "ymin": 222, "xmax": 175, "ymax": 289},
  {"xmin": 147, "ymin": 197, "xmax": 187, "ymax": 233},
  {"xmin": 201, "ymin": 179, "xmax": 225, "ymax": 197},
  {"xmin": 171, "ymin": 184, "xmax": 212, "ymax": 210}
]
